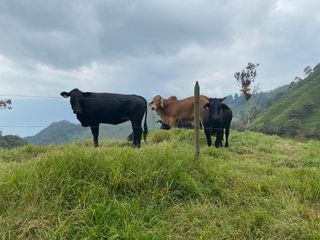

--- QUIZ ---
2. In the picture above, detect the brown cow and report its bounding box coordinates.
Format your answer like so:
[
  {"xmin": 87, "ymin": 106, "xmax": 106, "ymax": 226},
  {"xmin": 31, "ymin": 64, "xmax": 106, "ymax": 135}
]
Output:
[{"xmin": 149, "ymin": 95, "xmax": 209, "ymax": 128}]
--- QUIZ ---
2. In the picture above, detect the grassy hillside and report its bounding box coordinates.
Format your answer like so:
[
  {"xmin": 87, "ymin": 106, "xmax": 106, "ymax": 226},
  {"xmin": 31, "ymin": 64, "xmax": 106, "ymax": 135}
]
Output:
[
  {"xmin": 225, "ymin": 84, "xmax": 290, "ymax": 118},
  {"xmin": 251, "ymin": 69, "xmax": 320, "ymax": 138},
  {"xmin": 1, "ymin": 129, "xmax": 320, "ymax": 239}
]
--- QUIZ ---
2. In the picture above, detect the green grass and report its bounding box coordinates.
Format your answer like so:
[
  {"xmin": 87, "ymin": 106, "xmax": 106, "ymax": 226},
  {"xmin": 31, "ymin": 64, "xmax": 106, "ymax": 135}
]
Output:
[
  {"xmin": 1, "ymin": 129, "xmax": 320, "ymax": 239},
  {"xmin": 252, "ymin": 69, "xmax": 320, "ymax": 135}
]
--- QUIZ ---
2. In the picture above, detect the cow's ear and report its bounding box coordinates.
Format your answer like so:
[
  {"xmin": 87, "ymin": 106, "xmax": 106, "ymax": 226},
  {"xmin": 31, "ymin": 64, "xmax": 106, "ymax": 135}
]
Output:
[
  {"xmin": 160, "ymin": 99, "xmax": 164, "ymax": 107},
  {"xmin": 83, "ymin": 92, "xmax": 91, "ymax": 97},
  {"xmin": 204, "ymin": 102, "xmax": 209, "ymax": 109},
  {"xmin": 220, "ymin": 96, "xmax": 227, "ymax": 102},
  {"xmin": 60, "ymin": 91, "xmax": 70, "ymax": 98}
]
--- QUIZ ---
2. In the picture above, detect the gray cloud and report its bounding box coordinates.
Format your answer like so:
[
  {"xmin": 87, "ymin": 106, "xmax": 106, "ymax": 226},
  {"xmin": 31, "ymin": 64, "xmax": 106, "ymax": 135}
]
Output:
[
  {"xmin": 0, "ymin": 0, "xmax": 319, "ymax": 98},
  {"xmin": 1, "ymin": 0, "xmax": 320, "ymax": 136}
]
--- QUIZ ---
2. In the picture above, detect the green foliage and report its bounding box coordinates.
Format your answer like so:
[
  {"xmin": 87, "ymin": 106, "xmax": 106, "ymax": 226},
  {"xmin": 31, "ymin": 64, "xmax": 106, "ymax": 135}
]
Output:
[
  {"xmin": 278, "ymin": 119, "xmax": 302, "ymax": 137},
  {"xmin": 305, "ymin": 124, "xmax": 320, "ymax": 140},
  {"xmin": 252, "ymin": 69, "xmax": 320, "ymax": 138},
  {"xmin": 0, "ymin": 134, "xmax": 26, "ymax": 149},
  {"xmin": 1, "ymin": 130, "xmax": 320, "ymax": 239}
]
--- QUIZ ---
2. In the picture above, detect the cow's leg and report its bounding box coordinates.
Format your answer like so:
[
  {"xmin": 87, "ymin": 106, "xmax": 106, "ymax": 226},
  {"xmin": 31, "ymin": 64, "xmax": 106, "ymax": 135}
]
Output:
[
  {"xmin": 225, "ymin": 127, "xmax": 230, "ymax": 148},
  {"xmin": 219, "ymin": 130, "xmax": 224, "ymax": 147},
  {"xmin": 220, "ymin": 129, "xmax": 224, "ymax": 147},
  {"xmin": 131, "ymin": 120, "xmax": 142, "ymax": 147},
  {"xmin": 204, "ymin": 128, "xmax": 212, "ymax": 146},
  {"xmin": 169, "ymin": 118, "xmax": 177, "ymax": 128},
  {"xmin": 90, "ymin": 125, "xmax": 99, "ymax": 147},
  {"xmin": 215, "ymin": 130, "xmax": 223, "ymax": 148}
]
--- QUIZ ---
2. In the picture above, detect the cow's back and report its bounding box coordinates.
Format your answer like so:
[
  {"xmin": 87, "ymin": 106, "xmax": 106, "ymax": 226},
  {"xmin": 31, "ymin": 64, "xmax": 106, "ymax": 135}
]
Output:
[
  {"xmin": 77, "ymin": 93, "xmax": 147, "ymax": 125},
  {"xmin": 164, "ymin": 95, "xmax": 208, "ymax": 124},
  {"xmin": 171, "ymin": 95, "xmax": 208, "ymax": 116}
]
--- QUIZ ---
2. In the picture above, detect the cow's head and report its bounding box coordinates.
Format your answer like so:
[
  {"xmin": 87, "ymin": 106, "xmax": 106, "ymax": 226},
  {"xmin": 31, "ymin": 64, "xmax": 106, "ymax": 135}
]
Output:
[
  {"xmin": 149, "ymin": 95, "xmax": 164, "ymax": 110},
  {"xmin": 60, "ymin": 88, "xmax": 90, "ymax": 114},
  {"xmin": 204, "ymin": 97, "xmax": 227, "ymax": 122}
]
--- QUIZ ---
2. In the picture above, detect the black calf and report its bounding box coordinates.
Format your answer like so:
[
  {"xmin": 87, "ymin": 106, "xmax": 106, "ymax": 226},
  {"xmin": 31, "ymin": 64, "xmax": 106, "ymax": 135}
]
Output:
[{"xmin": 203, "ymin": 97, "xmax": 233, "ymax": 148}]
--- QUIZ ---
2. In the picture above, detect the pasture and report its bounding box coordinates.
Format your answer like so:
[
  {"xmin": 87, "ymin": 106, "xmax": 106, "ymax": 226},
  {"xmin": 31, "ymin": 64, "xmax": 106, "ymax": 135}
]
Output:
[{"xmin": 1, "ymin": 129, "xmax": 320, "ymax": 239}]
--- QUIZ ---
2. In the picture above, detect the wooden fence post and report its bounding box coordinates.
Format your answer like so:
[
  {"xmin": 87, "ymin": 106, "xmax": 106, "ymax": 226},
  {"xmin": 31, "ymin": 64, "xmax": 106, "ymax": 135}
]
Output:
[{"xmin": 194, "ymin": 81, "xmax": 200, "ymax": 159}]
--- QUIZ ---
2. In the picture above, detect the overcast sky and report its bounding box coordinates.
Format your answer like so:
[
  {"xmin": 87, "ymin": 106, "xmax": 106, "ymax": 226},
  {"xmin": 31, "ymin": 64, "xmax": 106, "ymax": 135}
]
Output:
[{"xmin": 0, "ymin": 0, "xmax": 320, "ymax": 136}]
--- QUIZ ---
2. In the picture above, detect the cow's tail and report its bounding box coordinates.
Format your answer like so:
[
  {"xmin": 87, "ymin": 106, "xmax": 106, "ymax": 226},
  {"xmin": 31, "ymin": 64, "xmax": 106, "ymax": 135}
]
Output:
[{"xmin": 143, "ymin": 102, "xmax": 148, "ymax": 142}]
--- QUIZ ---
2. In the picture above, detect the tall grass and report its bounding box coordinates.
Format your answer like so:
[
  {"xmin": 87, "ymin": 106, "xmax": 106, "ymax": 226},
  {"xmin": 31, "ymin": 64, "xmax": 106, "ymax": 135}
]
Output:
[{"xmin": 1, "ymin": 129, "xmax": 320, "ymax": 239}]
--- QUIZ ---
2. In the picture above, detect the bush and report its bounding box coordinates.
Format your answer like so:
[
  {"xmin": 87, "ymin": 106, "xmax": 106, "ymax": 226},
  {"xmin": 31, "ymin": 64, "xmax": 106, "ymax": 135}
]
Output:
[
  {"xmin": 278, "ymin": 119, "xmax": 302, "ymax": 137},
  {"xmin": 302, "ymin": 102, "xmax": 316, "ymax": 115},
  {"xmin": 306, "ymin": 127, "xmax": 320, "ymax": 140},
  {"xmin": 287, "ymin": 109, "xmax": 301, "ymax": 119},
  {"xmin": 0, "ymin": 135, "xmax": 27, "ymax": 149}
]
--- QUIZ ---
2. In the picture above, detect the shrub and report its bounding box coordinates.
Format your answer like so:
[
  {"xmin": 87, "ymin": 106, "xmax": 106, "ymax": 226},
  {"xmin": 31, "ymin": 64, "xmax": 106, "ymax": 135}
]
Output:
[
  {"xmin": 0, "ymin": 135, "xmax": 27, "ymax": 149},
  {"xmin": 278, "ymin": 119, "xmax": 302, "ymax": 137}
]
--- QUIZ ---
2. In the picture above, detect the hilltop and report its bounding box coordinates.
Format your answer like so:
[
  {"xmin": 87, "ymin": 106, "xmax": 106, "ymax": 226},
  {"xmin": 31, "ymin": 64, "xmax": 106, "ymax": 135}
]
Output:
[
  {"xmin": 1, "ymin": 129, "xmax": 320, "ymax": 239},
  {"xmin": 251, "ymin": 67, "xmax": 320, "ymax": 138}
]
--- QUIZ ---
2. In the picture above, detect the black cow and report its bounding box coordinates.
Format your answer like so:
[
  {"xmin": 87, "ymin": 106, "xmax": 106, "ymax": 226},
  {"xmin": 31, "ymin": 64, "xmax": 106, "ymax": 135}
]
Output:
[
  {"xmin": 157, "ymin": 120, "xmax": 194, "ymax": 130},
  {"xmin": 60, "ymin": 88, "xmax": 148, "ymax": 147},
  {"xmin": 178, "ymin": 121, "xmax": 193, "ymax": 129},
  {"xmin": 157, "ymin": 120, "xmax": 171, "ymax": 130},
  {"xmin": 158, "ymin": 120, "xmax": 202, "ymax": 130},
  {"xmin": 203, "ymin": 97, "xmax": 233, "ymax": 148}
]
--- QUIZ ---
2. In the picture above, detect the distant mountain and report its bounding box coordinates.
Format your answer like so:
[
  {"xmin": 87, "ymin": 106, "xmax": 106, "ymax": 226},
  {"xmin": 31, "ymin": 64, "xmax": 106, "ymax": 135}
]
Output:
[
  {"xmin": 24, "ymin": 120, "xmax": 87, "ymax": 145},
  {"xmin": 25, "ymin": 109, "xmax": 161, "ymax": 145},
  {"xmin": 251, "ymin": 67, "xmax": 320, "ymax": 138}
]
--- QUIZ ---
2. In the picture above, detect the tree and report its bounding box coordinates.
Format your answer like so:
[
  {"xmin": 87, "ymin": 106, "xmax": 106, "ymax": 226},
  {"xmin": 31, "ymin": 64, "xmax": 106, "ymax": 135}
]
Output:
[
  {"xmin": 302, "ymin": 102, "xmax": 316, "ymax": 115},
  {"xmin": 293, "ymin": 66, "xmax": 314, "ymax": 86},
  {"xmin": 0, "ymin": 134, "xmax": 26, "ymax": 149},
  {"xmin": 313, "ymin": 63, "xmax": 320, "ymax": 72},
  {"xmin": 303, "ymin": 66, "xmax": 313, "ymax": 77},
  {"xmin": 0, "ymin": 99, "xmax": 12, "ymax": 109},
  {"xmin": 278, "ymin": 119, "xmax": 302, "ymax": 137},
  {"xmin": 234, "ymin": 62, "xmax": 260, "ymax": 130},
  {"xmin": 234, "ymin": 62, "xmax": 260, "ymax": 101}
]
